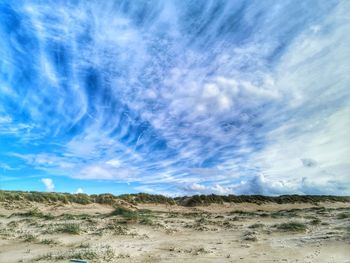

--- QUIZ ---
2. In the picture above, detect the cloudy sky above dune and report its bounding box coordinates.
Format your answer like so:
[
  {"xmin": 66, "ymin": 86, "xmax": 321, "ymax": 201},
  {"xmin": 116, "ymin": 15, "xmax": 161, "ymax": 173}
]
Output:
[{"xmin": 0, "ymin": 0, "xmax": 349, "ymax": 196}]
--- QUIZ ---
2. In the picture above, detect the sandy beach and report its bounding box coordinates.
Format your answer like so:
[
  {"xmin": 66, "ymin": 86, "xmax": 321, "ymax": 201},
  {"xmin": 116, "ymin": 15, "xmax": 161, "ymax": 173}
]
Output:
[{"xmin": 0, "ymin": 200, "xmax": 349, "ymax": 263}]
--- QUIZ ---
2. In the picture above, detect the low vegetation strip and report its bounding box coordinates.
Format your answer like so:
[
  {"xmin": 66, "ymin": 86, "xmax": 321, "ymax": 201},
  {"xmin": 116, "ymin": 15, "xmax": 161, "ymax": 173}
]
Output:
[
  {"xmin": 0, "ymin": 190, "xmax": 349, "ymax": 206},
  {"xmin": 275, "ymin": 222, "xmax": 308, "ymax": 232},
  {"xmin": 175, "ymin": 194, "xmax": 350, "ymax": 206},
  {"xmin": 59, "ymin": 223, "xmax": 81, "ymax": 234}
]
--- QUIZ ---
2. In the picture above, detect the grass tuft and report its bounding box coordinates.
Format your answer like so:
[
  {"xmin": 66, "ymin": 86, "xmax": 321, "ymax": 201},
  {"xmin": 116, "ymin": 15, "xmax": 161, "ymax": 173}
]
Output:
[
  {"xmin": 22, "ymin": 234, "xmax": 37, "ymax": 242},
  {"xmin": 12, "ymin": 208, "xmax": 54, "ymax": 220},
  {"xmin": 110, "ymin": 207, "xmax": 138, "ymax": 221},
  {"xmin": 139, "ymin": 216, "xmax": 153, "ymax": 225},
  {"xmin": 309, "ymin": 218, "xmax": 321, "ymax": 225},
  {"xmin": 40, "ymin": 238, "xmax": 59, "ymax": 245},
  {"xmin": 248, "ymin": 223, "xmax": 264, "ymax": 229},
  {"xmin": 337, "ymin": 212, "xmax": 350, "ymax": 219},
  {"xmin": 276, "ymin": 221, "xmax": 307, "ymax": 232},
  {"xmin": 59, "ymin": 223, "xmax": 80, "ymax": 234}
]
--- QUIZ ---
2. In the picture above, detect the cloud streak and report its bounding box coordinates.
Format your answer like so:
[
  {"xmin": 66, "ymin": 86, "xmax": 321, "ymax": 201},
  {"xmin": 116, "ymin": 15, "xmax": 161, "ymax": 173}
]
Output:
[{"xmin": 0, "ymin": 0, "xmax": 349, "ymax": 195}]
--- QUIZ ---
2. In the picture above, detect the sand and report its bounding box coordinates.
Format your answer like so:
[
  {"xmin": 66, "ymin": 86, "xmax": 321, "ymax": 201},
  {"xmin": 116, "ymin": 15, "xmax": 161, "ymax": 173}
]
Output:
[{"xmin": 0, "ymin": 201, "xmax": 349, "ymax": 262}]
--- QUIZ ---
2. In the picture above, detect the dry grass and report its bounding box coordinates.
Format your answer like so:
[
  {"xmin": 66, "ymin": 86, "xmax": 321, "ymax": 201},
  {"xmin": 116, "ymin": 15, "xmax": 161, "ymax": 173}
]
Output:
[
  {"xmin": 58, "ymin": 223, "xmax": 81, "ymax": 234},
  {"xmin": 275, "ymin": 222, "xmax": 307, "ymax": 232}
]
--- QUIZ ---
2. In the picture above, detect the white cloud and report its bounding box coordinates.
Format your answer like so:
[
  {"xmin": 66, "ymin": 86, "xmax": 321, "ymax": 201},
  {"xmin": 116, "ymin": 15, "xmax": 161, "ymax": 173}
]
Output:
[
  {"xmin": 77, "ymin": 165, "xmax": 114, "ymax": 180},
  {"xmin": 0, "ymin": 163, "xmax": 16, "ymax": 170},
  {"xmin": 181, "ymin": 183, "xmax": 232, "ymax": 195},
  {"xmin": 75, "ymin": 188, "xmax": 84, "ymax": 194},
  {"xmin": 41, "ymin": 178, "xmax": 55, "ymax": 192},
  {"xmin": 0, "ymin": 115, "xmax": 12, "ymax": 124},
  {"xmin": 231, "ymin": 174, "xmax": 349, "ymax": 196},
  {"xmin": 73, "ymin": 164, "xmax": 138, "ymax": 181},
  {"xmin": 106, "ymin": 159, "xmax": 121, "ymax": 167},
  {"xmin": 250, "ymin": 91, "xmax": 350, "ymax": 195}
]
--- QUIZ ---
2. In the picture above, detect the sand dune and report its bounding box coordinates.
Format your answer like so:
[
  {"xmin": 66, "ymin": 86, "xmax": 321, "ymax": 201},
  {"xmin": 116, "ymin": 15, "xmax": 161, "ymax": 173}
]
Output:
[{"xmin": 0, "ymin": 199, "xmax": 349, "ymax": 262}]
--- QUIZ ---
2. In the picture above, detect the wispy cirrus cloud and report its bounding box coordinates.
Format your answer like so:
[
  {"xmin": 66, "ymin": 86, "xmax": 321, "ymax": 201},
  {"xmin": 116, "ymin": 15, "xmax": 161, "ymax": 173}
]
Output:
[{"xmin": 0, "ymin": 0, "xmax": 349, "ymax": 195}]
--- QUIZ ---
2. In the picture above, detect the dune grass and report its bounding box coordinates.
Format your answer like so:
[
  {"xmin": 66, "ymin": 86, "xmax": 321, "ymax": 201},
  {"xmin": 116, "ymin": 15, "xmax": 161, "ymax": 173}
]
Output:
[
  {"xmin": 309, "ymin": 218, "xmax": 321, "ymax": 225},
  {"xmin": 59, "ymin": 223, "xmax": 81, "ymax": 234},
  {"xmin": 1, "ymin": 190, "xmax": 349, "ymax": 207},
  {"xmin": 337, "ymin": 212, "xmax": 350, "ymax": 219},
  {"xmin": 35, "ymin": 246, "xmax": 116, "ymax": 261},
  {"xmin": 249, "ymin": 223, "xmax": 264, "ymax": 229},
  {"xmin": 110, "ymin": 207, "xmax": 138, "ymax": 221},
  {"xmin": 12, "ymin": 208, "xmax": 54, "ymax": 220},
  {"xmin": 22, "ymin": 233, "xmax": 37, "ymax": 242},
  {"xmin": 276, "ymin": 221, "xmax": 307, "ymax": 232},
  {"xmin": 40, "ymin": 238, "xmax": 59, "ymax": 245}
]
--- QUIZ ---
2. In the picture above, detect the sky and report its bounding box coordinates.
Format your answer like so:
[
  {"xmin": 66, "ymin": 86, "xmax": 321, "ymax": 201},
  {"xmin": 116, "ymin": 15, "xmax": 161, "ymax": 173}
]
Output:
[{"xmin": 0, "ymin": 0, "xmax": 349, "ymax": 196}]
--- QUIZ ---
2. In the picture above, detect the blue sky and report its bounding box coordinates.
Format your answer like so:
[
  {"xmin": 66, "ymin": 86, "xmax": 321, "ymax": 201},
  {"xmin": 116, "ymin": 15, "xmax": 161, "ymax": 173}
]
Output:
[{"xmin": 0, "ymin": 0, "xmax": 349, "ymax": 196}]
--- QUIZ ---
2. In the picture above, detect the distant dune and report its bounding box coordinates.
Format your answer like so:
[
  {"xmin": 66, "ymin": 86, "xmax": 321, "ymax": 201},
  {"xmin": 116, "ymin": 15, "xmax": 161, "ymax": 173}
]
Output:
[{"xmin": 1, "ymin": 190, "xmax": 349, "ymax": 206}]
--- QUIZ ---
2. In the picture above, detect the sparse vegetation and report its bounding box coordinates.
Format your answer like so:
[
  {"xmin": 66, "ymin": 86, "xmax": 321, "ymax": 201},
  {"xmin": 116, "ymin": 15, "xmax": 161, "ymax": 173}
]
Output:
[
  {"xmin": 12, "ymin": 208, "xmax": 54, "ymax": 220},
  {"xmin": 110, "ymin": 207, "xmax": 138, "ymax": 221},
  {"xmin": 276, "ymin": 222, "xmax": 307, "ymax": 232},
  {"xmin": 104, "ymin": 220, "xmax": 129, "ymax": 235},
  {"xmin": 119, "ymin": 193, "xmax": 176, "ymax": 205},
  {"xmin": 346, "ymin": 226, "xmax": 350, "ymax": 233},
  {"xmin": 76, "ymin": 243, "xmax": 91, "ymax": 249},
  {"xmin": 177, "ymin": 194, "xmax": 350, "ymax": 206},
  {"xmin": 61, "ymin": 213, "xmax": 91, "ymax": 220},
  {"xmin": 1, "ymin": 190, "xmax": 349, "ymax": 206},
  {"xmin": 259, "ymin": 212, "xmax": 269, "ymax": 217},
  {"xmin": 230, "ymin": 210, "xmax": 257, "ymax": 216},
  {"xmin": 110, "ymin": 207, "xmax": 155, "ymax": 225},
  {"xmin": 22, "ymin": 234, "xmax": 37, "ymax": 242},
  {"xmin": 249, "ymin": 223, "xmax": 264, "ymax": 229},
  {"xmin": 244, "ymin": 235, "xmax": 258, "ymax": 241},
  {"xmin": 7, "ymin": 220, "xmax": 19, "ymax": 227},
  {"xmin": 309, "ymin": 218, "xmax": 321, "ymax": 225},
  {"xmin": 271, "ymin": 210, "xmax": 299, "ymax": 218},
  {"xmin": 40, "ymin": 238, "xmax": 59, "ymax": 245},
  {"xmin": 337, "ymin": 212, "xmax": 350, "ymax": 219},
  {"xmin": 34, "ymin": 246, "xmax": 116, "ymax": 262},
  {"xmin": 1, "ymin": 189, "xmax": 350, "ymax": 262},
  {"xmin": 59, "ymin": 223, "xmax": 81, "ymax": 234},
  {"xmin": 139, "ymin": 216, "xmax": 153, "ymax": 225}
]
